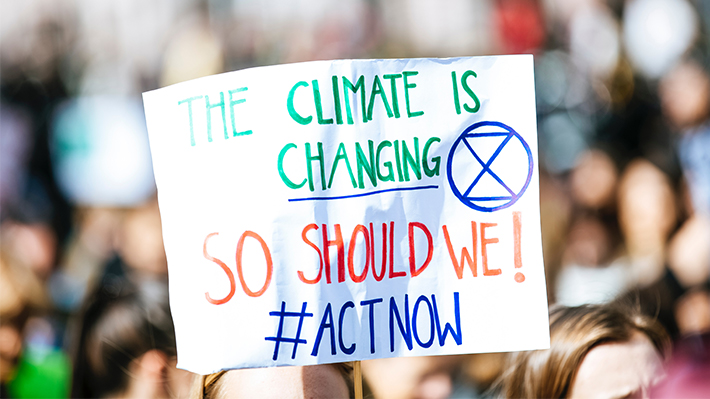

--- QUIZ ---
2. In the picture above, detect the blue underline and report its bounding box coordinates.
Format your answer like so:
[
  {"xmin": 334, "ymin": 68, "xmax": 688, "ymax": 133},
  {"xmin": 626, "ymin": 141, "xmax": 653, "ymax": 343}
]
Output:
[
  {"xmin": 288, "ymin": 185, "xmax": 439, "ymax": 202},
  {"xmin": 467, "ymin": 196, "xmax": 513, "ymax": 201},
  {"xmin": 464, "ymin": 132, "xmax": 511, "ymax": 137}
]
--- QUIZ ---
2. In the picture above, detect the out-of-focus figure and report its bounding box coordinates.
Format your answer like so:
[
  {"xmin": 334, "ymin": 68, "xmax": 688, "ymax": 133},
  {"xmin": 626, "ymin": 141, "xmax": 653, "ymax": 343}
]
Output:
[
  {"xmin": 617, "ymin": 159, "xmax": 677, "ymax": 287},
  {"xmin": 613, "ymin": 159, "xmax": 686, "ymax": 338},
  {"xmin": 492, "ymin": 303, "xmax": 669, "ymax": 398},
  {"xmin": 555, "ymin": 213, "xmax": 626, "ymax": 306},
  {"xmin": 362, "ymin": 355, "xmax": 464, "ymax": 399},
  {"xmin": 70, "ymin": 263, "xmax": 193, "ymax": 398},
  {"xmin": 50, "ymin": 96, "xmax": 155, "ymax": 208},
  {"xmin": 555, "ymin": 149, "xmax": 625, "ymax": 306},
  {"xmin": 667, "ymin": 214, "xmax": 710, "ymax": 289},
  {"xmin": 623, "ymin": 0, "xmax": 699, "ymax": 79},
  {"xmin": 569, "ymin": 149, "xmax": 618, "ymax": 211},
  {"xmin": 651, "ymin": 288, "xmax": 710, "ymax": 398},
  {"xmin": 0, "ymin": 216, "xmax": 70, "ymax": 398},
  {"xmin": 660, "ymin": 60, "xmax": 710, "ymax": 216}
]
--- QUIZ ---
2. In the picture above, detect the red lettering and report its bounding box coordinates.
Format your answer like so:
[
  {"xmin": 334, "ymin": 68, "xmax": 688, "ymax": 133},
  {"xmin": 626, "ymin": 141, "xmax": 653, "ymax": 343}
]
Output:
[
  {"xmin": 322, "ymin": 224, "xmax": 345, "ymax": 283},
  {"xmin": 408, "ymin": 222, "xmax": 433, "ymax": 277},
  {"xmin": 236, "ymin": 231, "xmax": 273, "ymax": 297},
  {"xmin": 513, "ymin": 211, "xmax": 525, "ymax": 283},
  {"xmin": 389, "ymin": 221, "xmax": 406, "ymax": 278},
  {"xmin": 480, "ymin": 223, "xmax": 501, "ymax": 276},
  {"xmin": 371, "ymin": 223, "xmax": 387, "ymax": 281},
  {"xmin": 442, "ymin": 223, "xmax": 477, "ymax": 278},
  {"xmin": 348, "ymin": 224, "xmax": 370, "ymax": 283},
  {"xmin": 298, "ymin": 224, "xmax": 323, "ymax": 284},
  {"xmin": 203, "ymin": 232, "xmax": 236, "ymax": 305}
]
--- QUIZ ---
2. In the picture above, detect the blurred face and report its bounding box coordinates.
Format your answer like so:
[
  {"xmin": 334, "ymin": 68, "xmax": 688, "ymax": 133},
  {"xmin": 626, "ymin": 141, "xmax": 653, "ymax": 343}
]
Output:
[
  {"xmin": 570, "ymin": 150, "xmax": 617, "ymax": 209},
  {"xmin": 660, "ymin": 61, "xmax": 710, "ymax": 128},
  {"xmin": 363, "ymin": 356, "xmax": 458, "ymax": 399},
  {"xmin": 216, "ymin": 365, "xmax": 348, "ymax": 398},
  {"xmin": 569, "ymin": 331, "xmax": 664, "ymax": 399},
  {"xmin": 618, "ymin": 160, "xmax": 675, "ymax": 250},
  {"xmin": 120, "ymin": 205, "xmax": 168, "ymax": 275},
  {"xmin": 562, "ymin": 216, "xmax": 612, "ymax": 267}
]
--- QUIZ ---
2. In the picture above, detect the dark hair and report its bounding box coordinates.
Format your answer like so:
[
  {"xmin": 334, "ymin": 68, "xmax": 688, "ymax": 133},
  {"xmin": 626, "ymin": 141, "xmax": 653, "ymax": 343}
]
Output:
[
  {"xmin": 70, "ymin": 259, "xmax": 176, "ymax": 398},
  {"xmin": 493, "ymin": 303, "xmax": 670, "ymax": 398}
]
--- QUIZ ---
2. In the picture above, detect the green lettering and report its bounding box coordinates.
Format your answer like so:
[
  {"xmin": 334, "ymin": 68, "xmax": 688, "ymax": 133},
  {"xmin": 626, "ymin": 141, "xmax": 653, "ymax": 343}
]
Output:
[
  {"xmin": 376, "ymin": 141, "xmax": 395, "ymax": 182},
  {"xmin": 332, "ymin": 76, "xmax": 343, "ymax": 125},
  {"xmin": 355, "ymin": 141, "xmax": 377, "ymax": 188},
  {"xmin": 327, "ymin": 143, "xmax": 357, "ymax": 189},
  {"xmin": 287, "ymin": 81, "xmax": 313, "ymax": 125},
  {"xmin": 403, "ymin": 71, "xmax": 424, "ymax": 118},
  {"xmin": 461, "ymin": 70, "xmax": 480, "ymax": 113},
  {"xmin": 393, "ymin": 140, "xmax": 404, "ymax": 181},
  {"xmin": 343, "ymin": 76, "xmax": 367, "ymax": 124},
  {"xmin": 401, "ymin": 138, "xmax": 421, "ymax": 181},
  {"xmin": 367, "ymin": 75, "xmax": 393, "ymax": 121},
  {"xmin": 278, "ymin": 143, "xmax": 306, "ymax": 189},
  {"xmin": 312, "ymin": 80, "xmax": 333, "ymax": 125},
  {"xmin": 451, "ymin": 71, "xmax": 461, "ymax": 115},
  {"xmin": 383, "ymin": 74, "xmax": 402, "ymax": 118},
  {"xmin": 422, "ymin": 137, "xmax": 441, "ymax": 177},
  {"xmin": 305, "ymin": 142, "xmax": 326, "ymax": 191}
]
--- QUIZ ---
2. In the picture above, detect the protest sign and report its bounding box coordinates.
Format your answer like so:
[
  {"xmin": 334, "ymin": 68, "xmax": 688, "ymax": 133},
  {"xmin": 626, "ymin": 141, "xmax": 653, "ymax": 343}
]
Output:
[{"xmin": 142, "ymin": 55, "xmax": 550, "ymax": 374}]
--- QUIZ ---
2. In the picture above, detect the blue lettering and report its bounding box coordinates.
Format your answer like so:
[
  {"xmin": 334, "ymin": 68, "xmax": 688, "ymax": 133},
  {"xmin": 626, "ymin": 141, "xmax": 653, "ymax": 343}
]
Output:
[
  {"xmin": 389, "ymin": 295, "xmax": 413, "ymax": 351},
  {"xmin": 432, "ymin": 292, "xmax": 463, "ymax": 346}
]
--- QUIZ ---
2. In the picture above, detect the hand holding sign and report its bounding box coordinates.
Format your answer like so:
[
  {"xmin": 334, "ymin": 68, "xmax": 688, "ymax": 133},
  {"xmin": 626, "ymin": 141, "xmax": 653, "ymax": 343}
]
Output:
[{"xmin": 142, "ymin": 55, "xmax": 549, "ymax": 374}]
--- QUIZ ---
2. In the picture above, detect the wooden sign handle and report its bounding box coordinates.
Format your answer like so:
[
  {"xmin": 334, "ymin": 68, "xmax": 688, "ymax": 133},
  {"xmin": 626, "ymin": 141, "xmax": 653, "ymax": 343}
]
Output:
[{"xmin": 354, "ymin": 360, "xmax": 363, "ymax": 399}]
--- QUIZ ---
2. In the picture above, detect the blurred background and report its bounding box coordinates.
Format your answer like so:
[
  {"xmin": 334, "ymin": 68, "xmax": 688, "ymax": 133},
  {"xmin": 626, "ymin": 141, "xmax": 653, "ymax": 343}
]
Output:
[{"xmin": 1, "ymin": 0, "xmax": 709, "ymax": 397}]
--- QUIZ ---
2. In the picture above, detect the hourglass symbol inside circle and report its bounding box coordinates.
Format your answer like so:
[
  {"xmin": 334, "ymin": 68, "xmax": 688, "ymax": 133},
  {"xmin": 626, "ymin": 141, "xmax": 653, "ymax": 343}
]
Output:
[{"xmin": 446, "ymin": 121, "xmax": 533, "ymax": 212}]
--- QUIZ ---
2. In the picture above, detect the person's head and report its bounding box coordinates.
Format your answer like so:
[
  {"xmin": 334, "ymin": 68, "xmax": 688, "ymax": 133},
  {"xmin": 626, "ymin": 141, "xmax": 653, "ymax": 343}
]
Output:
[
  {"xmin": 71, "ymin": 268, "xmax": 191, "ymax": 398},
  {"xmin": 191, "ymin": 363, "xmax": 352, "ymax": 399},
  {"xmin": 569, "ymin": 149, "xmax": 618, "ymax": 210},
  {"xmin": 617, "ymin": 159, "xmax": 676, "ymax": 259},
  {"xmin": 118, "ymin": 202, "xmax": 168, "ymax": 276},
  {"xmin": 660, "ymin": 59, "xmax": 710, "ymax": 129},
  {"xmin": 496, "ymin": 304, "xmax": 670, "ymax": 398}
]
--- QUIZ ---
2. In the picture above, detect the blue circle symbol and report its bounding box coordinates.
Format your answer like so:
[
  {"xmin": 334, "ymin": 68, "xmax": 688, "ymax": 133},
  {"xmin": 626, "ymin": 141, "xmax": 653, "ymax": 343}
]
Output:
[{"xmin": 446, "ymin": 121, "xmax": 533, "ymax": 212}]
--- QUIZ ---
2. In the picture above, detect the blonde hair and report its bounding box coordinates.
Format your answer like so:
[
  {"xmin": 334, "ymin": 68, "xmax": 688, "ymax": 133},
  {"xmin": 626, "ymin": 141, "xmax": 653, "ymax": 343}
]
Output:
[
  {"xmin": 493, "ymin": 304, "xmax": 670, "ymax": 398},
  {"xmin": 190, "ymin": 362, "xmax": 353, "ymax": 399}
]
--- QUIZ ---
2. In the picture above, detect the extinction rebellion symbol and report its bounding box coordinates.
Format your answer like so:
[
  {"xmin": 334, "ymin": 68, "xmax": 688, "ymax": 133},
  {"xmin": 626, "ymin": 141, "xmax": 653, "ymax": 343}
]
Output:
[{"xmin": 446, "ymin": 121, "xmax": 533, "ymax": 212}]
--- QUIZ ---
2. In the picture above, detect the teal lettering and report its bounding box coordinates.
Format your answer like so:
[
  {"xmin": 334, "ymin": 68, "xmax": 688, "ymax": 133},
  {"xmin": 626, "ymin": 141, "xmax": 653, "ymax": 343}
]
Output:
[
  {"xmin": 178, "ymin": 95, "xmax": 203, "ymax": 146},
  {"xmin": 205, "ymin": 92, "xmax": 227, "ymax": 141},
  {"xmin": 229, "ymin": 88, "xmax": 252, "ymax": 136}
]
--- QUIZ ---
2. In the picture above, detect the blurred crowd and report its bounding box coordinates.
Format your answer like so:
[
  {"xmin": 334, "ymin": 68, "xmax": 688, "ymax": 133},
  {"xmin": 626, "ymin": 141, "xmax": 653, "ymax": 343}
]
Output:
[{"xmin": 1, "ymin": 0, "xmax": 710, "ymax": 398}]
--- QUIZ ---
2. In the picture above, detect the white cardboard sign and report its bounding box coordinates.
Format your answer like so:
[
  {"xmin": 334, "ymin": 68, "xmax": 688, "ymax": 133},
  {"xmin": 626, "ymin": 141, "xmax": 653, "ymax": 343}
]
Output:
[{"xmin": 143, "ymin": 55, "xmax": 550, "ymax": 374}]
